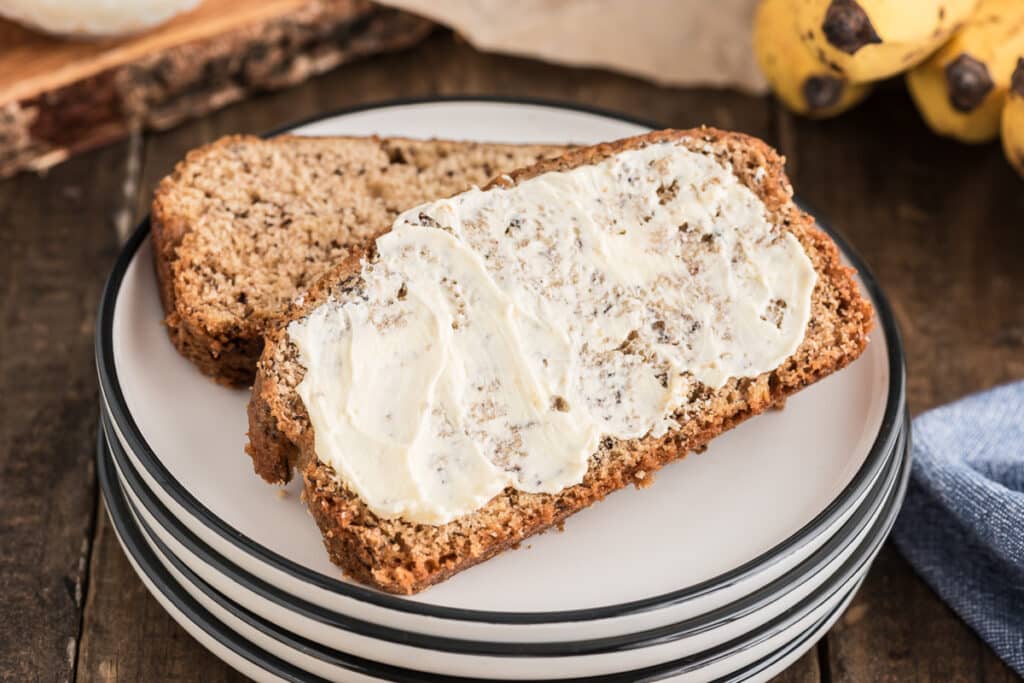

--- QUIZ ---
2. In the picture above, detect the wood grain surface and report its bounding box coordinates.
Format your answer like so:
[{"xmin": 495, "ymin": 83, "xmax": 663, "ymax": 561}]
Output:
[
  {"xmin": 0, "ymin": 0, "xmax": 328, "ymax": 102},
  {"xmin": 0, "ymin": 139, "xmax": 126, "ymax": 681},
  {"xmin": 0, "ymin": 0, "xmax": 433, "ymax": 178},
  {"xmin": 1, "ymin": 30, "xmax": 1020, "ymax": 683}
]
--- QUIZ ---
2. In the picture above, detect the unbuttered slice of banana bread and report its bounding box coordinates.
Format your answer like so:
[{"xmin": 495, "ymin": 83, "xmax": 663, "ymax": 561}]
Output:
[
  {"xmin": 151, "ymin": 135, "xmax": 567, "ymax": 386},
  {"xmin": 246, "ymin": 127, "xmax": 874, "ymax": 595}
]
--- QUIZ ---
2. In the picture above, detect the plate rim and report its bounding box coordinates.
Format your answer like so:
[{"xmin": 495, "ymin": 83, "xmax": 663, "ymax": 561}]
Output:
[
  {"xmin": 98, "ymin": 427, "xmax": 906, "ymax": 682},
  {"xmin": 95, "ymin": 95, "xmax": 907, "ymax": 624},
  {"xmin": 96, "ymin": 435, "xmax": 843, "ymax": 683},
  {"xmin": 102, "ymin": 405, "xmax": 906, "ymax": 655}
]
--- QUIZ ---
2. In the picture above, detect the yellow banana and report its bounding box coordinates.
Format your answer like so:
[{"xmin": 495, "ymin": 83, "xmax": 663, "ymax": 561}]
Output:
[
  {"xmin": 1002, "ymin": 58, "xmax": 1024, "ymax": 177},
  {"xmin": 755, "ymin": 0, "xmax": 871, "ymax": 118},
  {"xmin": 796, "ymin": 0, "xmax": 978, "ymax": 83},
  {"xmin": 907, "ymin": 0, "xmax": 1024, "ymax": 143}
]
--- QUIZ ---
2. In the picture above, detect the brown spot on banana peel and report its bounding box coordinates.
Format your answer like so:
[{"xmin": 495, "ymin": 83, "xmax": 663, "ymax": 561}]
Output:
[
  {"xmin": 945, "ymin": 54, "xmax": 994, "ymax": 112},
  {"xmin": 822, "ymin": 0, "xmax": 882, "ymax": 55},
  {"xmin": 1012, "ymin": 58, "xmax": 1024, "ymax": 98},
  {"xmin": 803, "ymin": 75, "xmax": 845, "ymax": 111}
]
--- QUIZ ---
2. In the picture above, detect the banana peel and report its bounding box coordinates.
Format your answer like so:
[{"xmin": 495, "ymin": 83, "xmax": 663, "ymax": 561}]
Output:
[
  {"xmin": 796, "ymin": 0, "xmax": 978, "ymax": 82},
  {"xmin": 755, "ymin": 0, "xmax": 871, "ymax": 117},
  {"xmin": 1002, "ymin": 58, "xmax": 1024, "ymax": 177},
  {"xmin": 907, "ymin": 0, "xmax": 1024, "ymax": 143}
]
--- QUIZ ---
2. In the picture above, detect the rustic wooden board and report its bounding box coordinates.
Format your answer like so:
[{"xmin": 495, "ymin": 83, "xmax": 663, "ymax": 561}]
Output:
[
  {"xmin": 0, "ymin": 0, "xmax": 432, "ymax": 178},
  {"xmin": 4, "ymin": 29, "xmax": 1021, "ymax": 683},
  {"xmin": 0, "ymin": 0, "xmax": 326, "ymax": 103},
  {"xmin": 0, "ymin": 139, "xmax": 126, "ymax": 681}
]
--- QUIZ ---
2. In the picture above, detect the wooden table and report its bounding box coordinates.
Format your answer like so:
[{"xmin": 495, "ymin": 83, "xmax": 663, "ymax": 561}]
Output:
[{"xmin": 2, "ymin": 30, "xmax": 1021, "ymax": 682}]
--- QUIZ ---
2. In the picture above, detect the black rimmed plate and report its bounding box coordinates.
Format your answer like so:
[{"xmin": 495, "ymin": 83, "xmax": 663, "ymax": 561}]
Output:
[
  {"xmin": 102, "ymin": 404, "xmax": 907, "ymax": 675},
  {"xmin": 96, "ymin": 98, "xmax": 906, "ymax": 643},
  {"xmin": 99, "ymin": 425, "xmax": 909, "ymax": 681}
]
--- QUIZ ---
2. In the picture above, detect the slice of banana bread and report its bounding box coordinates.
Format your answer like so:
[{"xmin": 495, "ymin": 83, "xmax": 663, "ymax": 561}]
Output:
[
  {"xmin": 246, "ymin": 127, "xmax": 874, "ymax": 594},
  {"xmin": 151, "ymin": 135, "xmax": 567, "ymax": 386}
]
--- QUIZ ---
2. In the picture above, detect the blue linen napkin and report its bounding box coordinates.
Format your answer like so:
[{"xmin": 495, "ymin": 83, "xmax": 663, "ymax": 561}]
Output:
[{"xmin": 892, "ymin": 381, "xmax": 1024, "ymax": 676}]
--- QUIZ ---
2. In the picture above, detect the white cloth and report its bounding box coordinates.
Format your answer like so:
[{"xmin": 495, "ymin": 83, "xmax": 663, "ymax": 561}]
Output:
[{"xmin": 376, "ymin": 0, "xmax": 767, "ymax": 93}]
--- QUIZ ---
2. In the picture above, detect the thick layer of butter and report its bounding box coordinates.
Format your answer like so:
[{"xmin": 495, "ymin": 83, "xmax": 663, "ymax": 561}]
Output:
[{"xmin": 289, "ymin": 141, "xmax": 817, "ymax": 525}]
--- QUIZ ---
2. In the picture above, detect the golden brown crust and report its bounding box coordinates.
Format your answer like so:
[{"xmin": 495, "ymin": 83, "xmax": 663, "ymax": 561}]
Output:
[
  {"xmin": 247, "ymin": 127, "xmax": 874, "ymax": 594},
  {"xmin": 152, "ymin": 135, "xmax": 281, "ymax": 386}
]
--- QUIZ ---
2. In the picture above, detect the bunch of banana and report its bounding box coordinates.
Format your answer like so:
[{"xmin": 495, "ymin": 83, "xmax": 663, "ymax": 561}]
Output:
[
  {"xmin": 797, "ymin": 0, "xmax": 979, "ymax": 81},
  {"xmin": 907, "ymin": 0, "xmax": 1024, "ymax": 143},
  {"xmin": 754, "ymin": 0, "xmax": 1024, "ymax": 178},
  {"xmin": 754, "ymin": 0, "xmax": 977, "ymax": 111},
  {"xmin": 754, "ymin": 0, "xmax": 872, "ymax": 117}
]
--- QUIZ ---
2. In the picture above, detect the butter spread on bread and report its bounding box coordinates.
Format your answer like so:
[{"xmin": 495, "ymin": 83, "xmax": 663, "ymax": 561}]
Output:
[{"xmin": 287, "ymin": 141, "xmax": 816, "ymax": 524}]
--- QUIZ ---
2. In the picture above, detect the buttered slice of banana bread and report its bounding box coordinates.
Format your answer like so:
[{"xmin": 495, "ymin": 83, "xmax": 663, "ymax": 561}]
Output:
[
  {"xmin": 152, "ymin": 135, "xmax": 567, "ymax": 386},
  {"xmin": 246, "ymin": 127, "xmax": 874, "ymax": 594}
]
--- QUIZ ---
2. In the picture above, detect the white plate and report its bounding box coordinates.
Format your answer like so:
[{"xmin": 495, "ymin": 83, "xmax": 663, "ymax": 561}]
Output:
[
  {"xmin": 107, "ymin": 416, "xmax": 905, "ymax": 678},
  {"xmin": 98, "ymin": 435, "xmax": 886, "ymax": 682},
  {"xmin": 96, "ymin": 99, "xmax": 905, "ymax": 642}
]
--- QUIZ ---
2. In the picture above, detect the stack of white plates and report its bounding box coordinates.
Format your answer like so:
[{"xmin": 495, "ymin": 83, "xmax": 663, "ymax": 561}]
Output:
[{"xmin": 95, "ymin": 99, "xmax": 909, "ymax": 683}]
